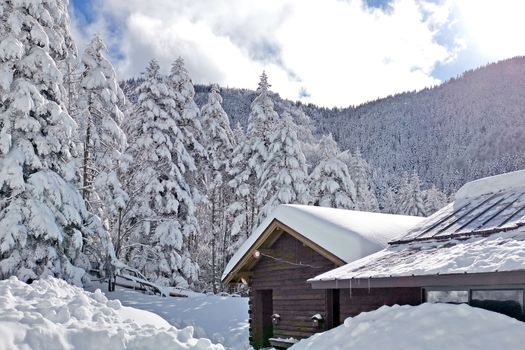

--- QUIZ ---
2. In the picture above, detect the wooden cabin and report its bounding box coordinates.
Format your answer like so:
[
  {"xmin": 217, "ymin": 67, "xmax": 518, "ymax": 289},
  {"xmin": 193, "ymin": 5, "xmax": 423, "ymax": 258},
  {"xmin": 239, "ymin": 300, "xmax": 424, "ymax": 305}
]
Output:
[
  {"xmin": 222, "ymin": 204, "xmax": 423, "ymax": 349},
  {"xmin": 310, "ymin": 170, "xmax": 525, "ymax": 323}
]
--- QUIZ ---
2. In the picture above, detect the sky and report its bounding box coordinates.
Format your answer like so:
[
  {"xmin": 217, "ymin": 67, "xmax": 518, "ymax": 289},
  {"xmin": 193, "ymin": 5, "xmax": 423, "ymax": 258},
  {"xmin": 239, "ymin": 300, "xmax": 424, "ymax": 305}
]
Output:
[{"xmin": 70, "ymin": 0, "xmax": 525, "ymax": 107}]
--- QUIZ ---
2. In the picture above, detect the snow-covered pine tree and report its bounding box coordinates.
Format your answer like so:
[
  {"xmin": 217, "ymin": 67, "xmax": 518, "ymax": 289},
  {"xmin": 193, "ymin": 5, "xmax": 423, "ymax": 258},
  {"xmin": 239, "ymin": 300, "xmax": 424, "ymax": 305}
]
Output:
[
  {"xmin": 168, "ymin": 57, "xmax": 206, "ymax": 178},
  {"xmin": 381, "ymin": 186, "xmax": 398, "ymax": 214},
  {"xmin": 257, "ymin": 111, "xmax": 310, "ymax": 220},
  {"xmin": 287, "ymin": 105, "xmax": 319, "ymax": 168},
  {"xmin": 77, "ymin": 35, "xmax": 128, "ymax": 265},
  {"xmin": 200, "ymin": 84, "xmax": 234, "ymax": 292},
  {"xmin": 228, "ymin": 71, "xmax": 279, "ymax": 247},
  {"xmin": 398, "ymin": 172, "xmax": 426, "ymax": 216},
  {"xmin": 52, "ymin": 0, "xmax": 78, "ymax": 114},
  {"xmin": 309, "ymin": 134, "xmax": 357, "ymax": 209},
  {"xmin": 168, "ymin": 57, "xmax": 207, "ymax": 259},
  {"xmin": 344, "ymin": 148, "xmax": 379, "ymax": 211},
  {"xmin": 0, "ymin": 0, "xmax": 113, "ymax": 286},
  {"xmin": 123, "ymin": 60, "xmax": 198, "ymax": 288},
  {"xmin": 423, "ymin": 185, "xmax": 448, "ymax": 215}
]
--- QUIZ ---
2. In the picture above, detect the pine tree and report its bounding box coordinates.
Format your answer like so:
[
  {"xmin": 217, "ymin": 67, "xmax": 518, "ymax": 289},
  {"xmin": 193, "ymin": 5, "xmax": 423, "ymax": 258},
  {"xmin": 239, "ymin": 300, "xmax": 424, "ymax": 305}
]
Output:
[
  {"xmin": 398, "ymin": 172, "xmax": 426, "ymax": 216},
  {"xmin": 257, "ymin": 111, "xmax": 310, "ymax": 220},
  {"xmin": 0, "ymin": 0, "xmax": 112, "ymax": 286},
  {"xmin": 77, "ymin": 35, "xmax": 128, "ymax": 270},
  {"xmin": 309, "ymin": 134, "xmax": 357, "ymax": 209},
  {"xmin": 168, "ymin": 57, "xmax": 207, "ymax": 259},
  {"xmin": 123, "ymin": 60, "xmax": 198, "ymax": 288},
  {"xmin": 229, "ymin": 71, "xmax": 279, "ymax": 244},
  {"xmin": 287, "ymin": 105, "xmax": 319, "ymax": 168},
  {"xmin": 200, "ymin": 84, "xmax": 234, "ymax": 292},
  {"xmin": 423, "ymin": 185, "xmax": 448, "ymax": 215},
  {"xmin": 168, "ymin": 57, "xmax": 206, "ymax": 175},
  {"xmin": 381, "ymin": 186, "xmax": 398, "ymax": 214},
  {"xmin": 344, "ymin": 148, "xmax": 379, "ymax": 211}
]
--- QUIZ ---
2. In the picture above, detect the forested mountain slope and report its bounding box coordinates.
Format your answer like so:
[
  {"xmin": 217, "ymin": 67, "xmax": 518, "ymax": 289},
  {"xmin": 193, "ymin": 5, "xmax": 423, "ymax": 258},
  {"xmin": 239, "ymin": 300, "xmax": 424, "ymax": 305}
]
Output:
[{"xmin": 122, "ymin": 56, "xmax": 525, "ymax": 194}]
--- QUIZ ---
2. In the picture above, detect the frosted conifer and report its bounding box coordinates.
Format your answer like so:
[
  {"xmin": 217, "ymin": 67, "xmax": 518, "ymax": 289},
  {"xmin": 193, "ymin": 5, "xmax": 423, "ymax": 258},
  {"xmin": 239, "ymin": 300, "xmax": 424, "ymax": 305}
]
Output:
[
  {"xmin": 258, "ymin": 111, "xmax": 310, "ymax": 220},
  {"xmin": 309, "ymin": 134, "xmax": 357, "ymax": 209},
  {"xmin": 123, "ymin": 60, "xmax": 199, "ymax": 287},
  {"xmin": 0, "ymin": 0, "xmax": 112, "ymax": 286},
  {"xmin": 399, "ymin": 172, "xmax": 426, "ymax": 216},
  {"xmin": 200, "ymin": 84, "xmax": 234, "ymax": 292},
  {"xmin": 228, "ymin": 71, "xmax": 279, "ymax": 243}
]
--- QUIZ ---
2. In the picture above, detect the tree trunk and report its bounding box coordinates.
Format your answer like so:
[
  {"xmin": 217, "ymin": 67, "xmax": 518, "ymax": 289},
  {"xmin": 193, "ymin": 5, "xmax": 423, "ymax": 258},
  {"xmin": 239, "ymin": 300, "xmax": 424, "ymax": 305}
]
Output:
[{"xmin": 211, "ymin": 187, "xmax": 217, "ymax": 294}]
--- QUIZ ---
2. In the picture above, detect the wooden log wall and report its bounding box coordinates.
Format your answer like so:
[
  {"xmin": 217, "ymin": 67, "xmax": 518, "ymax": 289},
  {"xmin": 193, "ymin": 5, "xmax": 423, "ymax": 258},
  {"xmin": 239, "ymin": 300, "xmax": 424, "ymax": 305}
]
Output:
[
  {"xmin": 249, "ymin": 233, "xmax": 338, "ymax": 348},
  {"xmin": 339, "ymin": 286, "xmax": 423, "ymax": 320}
]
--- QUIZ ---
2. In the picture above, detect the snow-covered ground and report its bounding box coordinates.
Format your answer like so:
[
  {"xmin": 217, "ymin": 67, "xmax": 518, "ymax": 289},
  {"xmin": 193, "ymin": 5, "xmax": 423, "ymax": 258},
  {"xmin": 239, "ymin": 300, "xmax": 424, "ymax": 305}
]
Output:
[
  {"xmin": 87, "ymin": 282, "xmax": 250, "ymax": 350},
  {"xmin": 0, "ymin": 276, "xmax": 225, "ymax": 350},
  {"xmin": 289, "ymin": 303, "xmax": 524, "ymax": 350}
]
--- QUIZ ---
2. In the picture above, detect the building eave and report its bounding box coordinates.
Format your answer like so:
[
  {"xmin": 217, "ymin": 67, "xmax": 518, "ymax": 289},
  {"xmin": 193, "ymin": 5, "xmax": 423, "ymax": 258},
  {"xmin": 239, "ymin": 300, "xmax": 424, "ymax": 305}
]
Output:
[{"xmin": 309, "ymin": 269, "xmax": 525, "ymax": 289}]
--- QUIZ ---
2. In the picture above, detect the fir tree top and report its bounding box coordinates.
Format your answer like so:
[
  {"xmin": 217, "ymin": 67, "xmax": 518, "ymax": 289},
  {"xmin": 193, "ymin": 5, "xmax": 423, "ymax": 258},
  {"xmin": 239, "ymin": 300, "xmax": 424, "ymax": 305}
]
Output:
[{"xmin": 257, "ymin": 70, "xmax": 270, "ymax": 93}]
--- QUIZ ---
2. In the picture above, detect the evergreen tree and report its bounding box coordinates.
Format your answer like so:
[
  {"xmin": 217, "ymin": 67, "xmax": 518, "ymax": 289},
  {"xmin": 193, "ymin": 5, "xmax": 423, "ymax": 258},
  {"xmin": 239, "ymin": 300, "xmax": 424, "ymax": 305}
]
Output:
[
  {"xmin": 168, "ymin": 57, "xmax": 207, "ymax": 259},
  {"xmin": 423, "ymin": 185, "xmax": 448, "ymax": 215},
  {"xmin": 287, "ymin": 105, "xmax": 319, "ymax": 168},
  {"xmin": 0, "ymin": 0, "xmax": 112, "ymax": 286},
  {"xmin": 398, "ymin": 172, "xmax": 426, "ymax": 216},
  {"xmin": 381, "ymin": 186, "xmax": 398, "ymax": 214},
  {"xmin": 344, "ymin": 148, "xmax": 379, "ymax": 211},
  {"xmin": 168, "ymin": 57, "xmax": 206, "ymax": 175},
  {"xmin": 123, "ymin": 60, "xmax": 198, "ymax": 287},
  {"xmin": 77, "ymin": 35, "xmax": 128, "ymax": 269},
  {"xmin": 229, "ymin": 71, "xmax": 279, "ymax": 244},
  {"xmin": 200, "ymin": 84, "xmax": 234, "ymax": 292},
  {"xmin": 309, "ymin": 134, "xmax": 357, "ymax": 209},
  {"xmin": 257, "ymin": 111, "xmax": 310, "ymax": 220}
]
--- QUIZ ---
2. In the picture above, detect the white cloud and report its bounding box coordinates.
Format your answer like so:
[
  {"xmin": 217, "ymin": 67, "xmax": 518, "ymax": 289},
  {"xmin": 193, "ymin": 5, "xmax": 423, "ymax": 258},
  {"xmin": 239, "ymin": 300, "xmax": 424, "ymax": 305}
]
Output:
[
  {"xmin": 452, "ymin": 0, "xmax": 525, "ymax": 61},
  {"xmin": 71, "ymin": 0, "xmax": 458, "ymax": 107}
]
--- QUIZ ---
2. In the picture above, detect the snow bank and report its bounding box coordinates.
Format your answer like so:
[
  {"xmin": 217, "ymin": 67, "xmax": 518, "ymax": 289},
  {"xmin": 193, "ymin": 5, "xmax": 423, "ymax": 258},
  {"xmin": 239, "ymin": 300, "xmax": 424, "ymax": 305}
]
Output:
[
  {"xmin": 0, "ymin": 277, "xmax": 224, "ymax": 350},
  {"xmin": 310, "ymin": 228, "xmax": 525, "ymax": 281},
  {"xmin": 289, "ymin": 303, "xmax": 524, "ymax": 350},
  {"xmin": 89, "ymin": 283, "xmax": 250, "ymax": 350},
  {"xmin": 223, "ymin": 204, "xmax": 424, "ymax": 281},
  {"xmin": 455, "ymin": 169, "xmax": 525, "ymax": 199}
]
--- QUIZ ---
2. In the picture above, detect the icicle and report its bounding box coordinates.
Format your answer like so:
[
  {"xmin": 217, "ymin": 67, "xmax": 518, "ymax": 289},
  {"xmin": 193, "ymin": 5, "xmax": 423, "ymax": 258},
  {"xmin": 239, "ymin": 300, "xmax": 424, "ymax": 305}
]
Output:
[
  {"xmin": 349, "ymin": 279, "xmax": 352, "ymax": 298},
  {"xmin": 368, "ymin": 277, "xmax": 371, "ymax": 294},
  {"xmin": 335, "ymin": 279, "xmax": 339, "ymax": 289}
]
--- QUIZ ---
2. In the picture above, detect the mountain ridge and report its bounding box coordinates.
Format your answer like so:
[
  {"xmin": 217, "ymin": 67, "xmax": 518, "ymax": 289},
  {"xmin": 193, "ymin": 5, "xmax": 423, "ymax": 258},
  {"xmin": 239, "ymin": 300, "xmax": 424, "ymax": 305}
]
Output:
[{"xmin": 121, "ymin": 56, "xmax": 525, "ymax": 193}]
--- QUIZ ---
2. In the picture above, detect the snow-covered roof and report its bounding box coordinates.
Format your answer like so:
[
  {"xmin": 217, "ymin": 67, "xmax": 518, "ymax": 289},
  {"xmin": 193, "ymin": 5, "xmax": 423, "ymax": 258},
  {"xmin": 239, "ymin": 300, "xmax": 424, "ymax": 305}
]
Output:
[
  {"xmin": 222, "ymin": 204, "xmax": 424, "ymax": 282},
  {"xmin": 310, "ymin": 228, "xmax": 525, "ymax": 281},
  {"xmin": 455, "ymin": 169, "xmax": 525, "ymax": 200},
  {"xmin": 311, "ymin": 171, "xmax": 525, "ymax": 282}
]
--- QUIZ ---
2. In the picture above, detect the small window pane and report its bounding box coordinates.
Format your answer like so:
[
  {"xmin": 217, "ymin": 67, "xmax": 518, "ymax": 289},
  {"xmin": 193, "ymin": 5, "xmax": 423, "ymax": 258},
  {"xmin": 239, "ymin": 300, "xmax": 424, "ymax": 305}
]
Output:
[
  {"xmin": 426, "ymin": 290, "xmax": 469, "ymax": 304},
  {"xmin": 471, "ymin": 289, "xmax": 524, "ymax": 321}
]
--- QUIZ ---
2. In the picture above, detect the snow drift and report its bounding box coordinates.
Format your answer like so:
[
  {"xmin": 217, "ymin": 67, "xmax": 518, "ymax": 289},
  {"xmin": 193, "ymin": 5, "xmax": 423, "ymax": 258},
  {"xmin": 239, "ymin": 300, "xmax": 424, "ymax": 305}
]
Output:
[
  {"xmin": 0, "ymin": 277, "xmax": 224, "ymax": 350},
  {"xmin": 289, "ymin": 303, "xmax": 524, "ymax": 350}
]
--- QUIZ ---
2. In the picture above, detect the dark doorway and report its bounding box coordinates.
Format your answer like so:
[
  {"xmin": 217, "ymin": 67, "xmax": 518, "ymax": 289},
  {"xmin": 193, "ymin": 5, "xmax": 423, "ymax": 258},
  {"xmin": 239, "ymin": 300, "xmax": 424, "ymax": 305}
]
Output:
[
  {"xmin": 255, "ymin": 289, "xmax": 273, "ymax": 348},
  {"xmin": 327, "ymin": 289, "xmax": 341, "ymax": 329}
]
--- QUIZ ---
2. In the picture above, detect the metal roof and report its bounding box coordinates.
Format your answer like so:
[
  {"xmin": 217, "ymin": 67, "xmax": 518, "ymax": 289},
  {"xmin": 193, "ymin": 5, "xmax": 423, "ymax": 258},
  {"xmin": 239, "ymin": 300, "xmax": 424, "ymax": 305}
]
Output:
[{"xmin": 392, "ymin": 189, "xmax": 525, "ymax": 245}]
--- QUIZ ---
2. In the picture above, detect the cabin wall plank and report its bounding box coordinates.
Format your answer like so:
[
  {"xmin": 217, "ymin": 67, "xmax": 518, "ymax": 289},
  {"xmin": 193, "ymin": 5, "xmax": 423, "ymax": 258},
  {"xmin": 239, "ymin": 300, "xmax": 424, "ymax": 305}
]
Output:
[{"xmin": 249, "ymin": 233, "xmax": 337, "ymax": 348}]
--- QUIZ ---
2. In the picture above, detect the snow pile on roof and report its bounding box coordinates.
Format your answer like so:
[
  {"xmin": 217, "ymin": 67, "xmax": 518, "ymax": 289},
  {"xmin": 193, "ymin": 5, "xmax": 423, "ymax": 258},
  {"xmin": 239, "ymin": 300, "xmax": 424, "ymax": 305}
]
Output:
[
  {"xmin": 310, "ymin": 228, "xmax": 525, "ymax": 281},
  {"xmin": 0, "ymin": 277, "xmax": 224, "ymax": 350},
  {"xmin": 289, "ymin": 303, "xmax": 525, "ymax": 350},
  {"xmin": 88, "ymin": 282, "xmax": 249, "ymax": 350},
  {"xmin": 456, "ymin": 169, "xmax": 525, "ymax": 200},
  {"xmin": 222, "ymin": 205, "xmax": 424, "ymax": 281}
]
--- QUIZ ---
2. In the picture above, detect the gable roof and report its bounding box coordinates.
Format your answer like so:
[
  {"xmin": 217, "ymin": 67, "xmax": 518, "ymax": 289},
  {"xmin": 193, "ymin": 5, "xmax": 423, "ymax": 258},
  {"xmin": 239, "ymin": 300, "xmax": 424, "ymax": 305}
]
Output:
[
  {"xmin": 222, "ymin": 204, "xmax": 424, "ymax": 283},
  {"xmin": 310, "ymin": 170, "xmax": 525, "ymax": 283}
]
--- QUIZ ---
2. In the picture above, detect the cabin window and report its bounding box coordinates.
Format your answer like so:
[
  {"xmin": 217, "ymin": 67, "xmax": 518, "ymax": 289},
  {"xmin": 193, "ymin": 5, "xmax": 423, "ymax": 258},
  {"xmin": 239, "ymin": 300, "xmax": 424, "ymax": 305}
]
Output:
[
  {"xmin": 426, "ymin": 290, "xmax": 469, "ymax": 304},
  {"xmin": 470, "ymin": 289, "xmax": 524, "ymax": 321}
]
